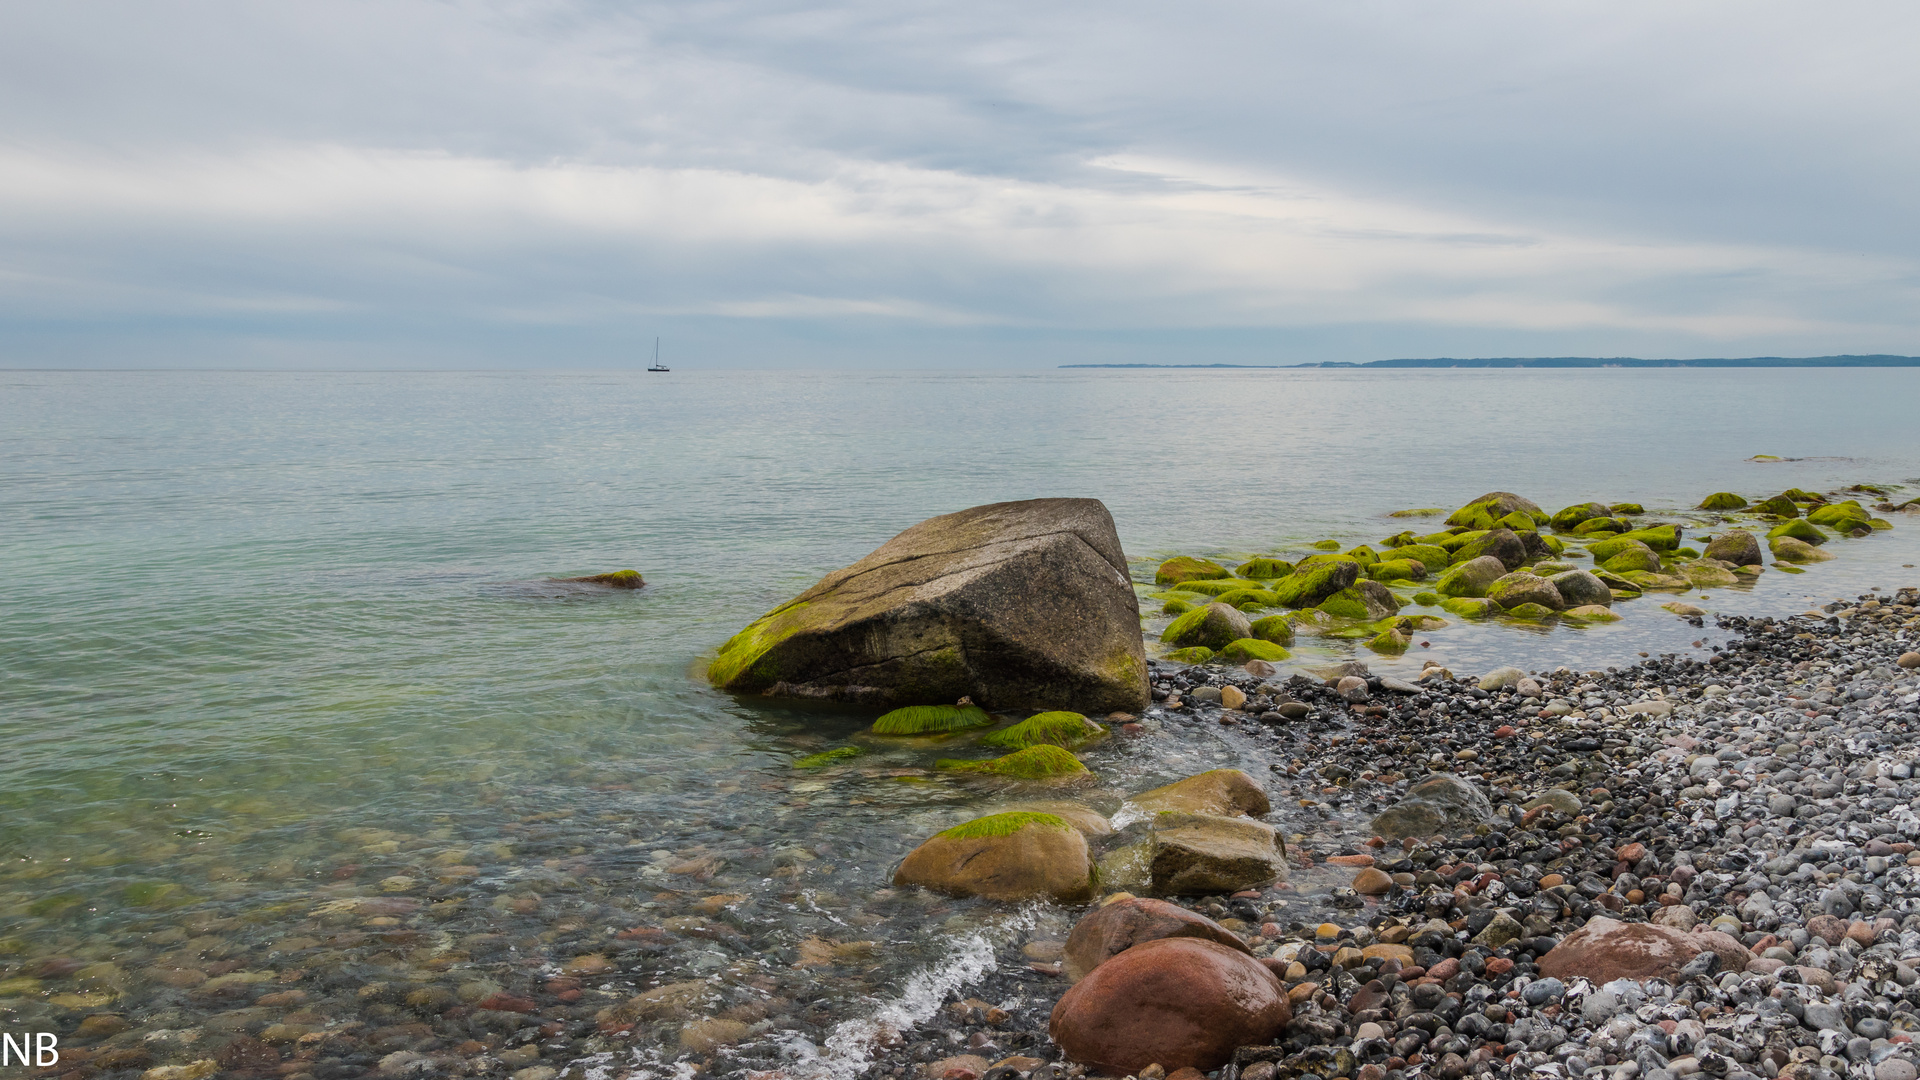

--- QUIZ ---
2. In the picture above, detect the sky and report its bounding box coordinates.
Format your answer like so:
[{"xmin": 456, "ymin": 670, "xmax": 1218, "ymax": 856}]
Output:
[{"xmin": 3, "ymin": 1, "xmax": 1918, "ymax": 368}]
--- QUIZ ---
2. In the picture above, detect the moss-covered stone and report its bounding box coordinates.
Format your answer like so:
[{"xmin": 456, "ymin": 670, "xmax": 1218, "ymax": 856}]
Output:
[
  {"xmin": 1369, "ymin": 558, "xmax": 1426, "ymax": 582},
  {"xmin": 1682, "ymin": 562, "xmax": 1739, "ymax": 588},
  {"xmin": 1449, "ymin": 528, "xmax": 1527, "ymax": 569},
  {"xmin": 1698, "ymin": 492, "xmax": 1749, "ymax": 511},
  {"xmin": 1494, "ymin": 510, "xmax": 1539, "ymax": 533},
  {"xmin": 1381, "ymin": 544, "xmax": 1451, "ymax": 570},
  {"xmin": 1234, "ymin": 557, "xmax": 1294, "ymax": 580},
  {"xmin": 1767, "ymin": 519, "xmax": 1827, "ymax": 545},
  {"xmin": 1502, "ymin": 602, "xmax": 1557, "ymax": 621},
  {"xmin": 1413, "ymin": 591, "xmax": 1442, "ymax": 606},
  {"xmin": 1389, "ymin": 508, "xmax": 1448, "ymax": 518},
  {"xmin": 1247, "ymin": 614, "xmax": 1295, "ymax": 646},
  {"xmin": 1546, "ymin": 570, "xmax": 1612, "ymax": 608},
  {"xmin": 1435, "ymin": 555, "xmax": 1507, "ymax": 598},
  {"xmin": 1572, "ymin": 516, "xmax": 1626, "ymax": 536},
  {"xmin": 1161, "ymin": 602, "xmax": 1253, "ymax": 649},
  {"xmin": 1751, "ymin": 494, "xmax": 1799, "ymax": 517},
  {"xmin": 1550, "ymin": 502, "xmax": 1612, "ymax": 530},
  {"xmin": 1870, "ymin": 518, "xmax": 1894, "ymax": 531},
  {"xmin": 1219, "ymin": 638, "xmax": 1291, "ymax": 663},
  {"xmin": 936, "ymin": 811, "xmax": 1073, "ymax": 840},
  {"xmin": 1609, "ymin": 503, "xmax": 1644, "ymax": 515},
  {"xmin": 1365, "ymin": 628, "xmax": 1411, "ymax": 654},
  {"xmin": 1807, "ymin": 500, "xmax": 1869, "ymax": 529},
  {"xmin": 1163, "ymin": 646, "xmax": 1215, "ymax": 664},
  {"xmin": 936, "ymin": 745, "xmax": 1089, "ymax": 779},
  {"xmin": 1771, "ymin": 536, "xmax": 1834, "ymax": 563},
  {"xmin": 872, "ymin": 704, "xmax": 994, "ymax": 735},
  {"xmin": 794, "ymin": 746, "xmax": 865, "ymax": 768},
  {"xmin": 1486, "ymin": 572, "xmax": 1566, "ymax": 611},
  {"xmin": 1561, "ymin": 604, "xmax": 1621, "ymax": 622},
  {"xmin": 1416, "ymin": 529, "xmax": 1466, "ymax": 546},
  {"xmin": 1782, "ymin": 488, "xmax": 1825, "ymax": 504},
  {"xmin": 559, "ymin": 569, "xmax": 645, "ymax": 588},
  {"xmin": 1270, "ymin": 559, "xmax": 1360, "ymax": 608},
  {"xmin": 1600, "ymin": 543, "xmax": 1662, "ymax": 574},
  {"xmin": 1154, "ymin": 556, "xmax": 1230, "ymax": 585},
  {"xmin": 1343, "ymin": 544, "xmax": 1380, "ymax": 566},
  {"xmin": 1586, "ymin": 526, "xmax": 1682, "ymax": 562},
  {"xmin": 1436, "ymin": 529, "xmax": 1486, "ymax": 552},
  {"xmin": 1211, "ymin": 588, "xmax": 1278, "ymax": 610},
  {"xmin": 1160, "ymin": 598, "xmax": 1194, "ymax": 615},
  {"xmin": 1296, "ymin": 552, "xmax": 1363, "ymax": 570},
  {"xmin": 1379, "ymin": 530, "xmax": 1418, "ymax": 549},
  {"xmin": 1591, "ymin": 568, "xmax": 1636, "ymax": 591},
  {"xmin": 1445, "ymin": 491, "xmax": 1547, "ymax": 530},
  {"xmin": 1620, "ymin": 570, "xmax": 1691, "ymax": 590},
  {"xmin": 1318, "ymin": 581, "xmax": 1402, "ymax": 621},
  {"xmin": 1310, "ymin": 539, "xmax": 1341, "ymax": 551},
  {"xmin": 980, "ymin": 712, "xmax": 1105, "ymax": 750},
  {"xmin": 1440, "ymin": 597, "xmax": 1497, "ymax": 619}
]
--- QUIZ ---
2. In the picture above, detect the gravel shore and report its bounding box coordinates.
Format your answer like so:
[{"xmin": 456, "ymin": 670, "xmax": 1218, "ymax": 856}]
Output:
[{"xmin": 868, "ymin": 586, "xmax": 1920, "ymax": 1080}]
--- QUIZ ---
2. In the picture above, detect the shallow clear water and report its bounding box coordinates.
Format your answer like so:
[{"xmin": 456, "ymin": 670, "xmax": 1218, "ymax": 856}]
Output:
[{"xmin": 3, "ymin": 368, "xmax": 1919, "ymax": 1075}]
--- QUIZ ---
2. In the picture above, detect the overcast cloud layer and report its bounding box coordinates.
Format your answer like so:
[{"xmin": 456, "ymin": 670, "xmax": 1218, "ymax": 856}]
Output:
[{"xmin": 3, "ymin": 1, "xmax": 1918, "ymax": 367}]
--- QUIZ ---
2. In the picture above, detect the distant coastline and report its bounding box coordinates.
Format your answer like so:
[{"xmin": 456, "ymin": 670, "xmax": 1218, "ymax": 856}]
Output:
[{"xmin": 1061, "ymin": 354, "xmax": 1920, "ymax": 369}]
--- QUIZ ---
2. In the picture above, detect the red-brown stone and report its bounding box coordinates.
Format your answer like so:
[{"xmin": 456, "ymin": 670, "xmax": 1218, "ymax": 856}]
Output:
[
  {"xmin": 1050, "ymin": 937, "xmax": 1291, "ymax": 1075},
  {"xmin": 1538, "ymin": 916, "xmax": 1731, "ymax": 983},
  {"xmin": 1062, "ymin": 897, "xmax": 1252, "ymax": 983}
]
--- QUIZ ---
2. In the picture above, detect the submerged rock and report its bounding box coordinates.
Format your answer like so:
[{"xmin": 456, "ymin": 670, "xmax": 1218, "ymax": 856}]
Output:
[
  {"xmin": 1062, "ymin": 897, "xmax": 1251, "ymax": 983},
  {"xmin": 1156, "ymin": 556, "xmax": 1230, "ymax": 585},
  {"xmin": 893, "ymin": 812, "xmax": 1095, "ymax": 902},
  {"xmin": 555, "ymin": 569, "xmax": 644, "ymax": 588},
  {"xmin": 707, "ymin": 498, "xmax": 1148, "ymax": 713},
  {"xmin": 1128, "ymin": 769, "xmax": 1271, "ymax": 818},
  {"xmin": 1050, "ymin": 937, "xmax": 1290, "ymax": 1074}
]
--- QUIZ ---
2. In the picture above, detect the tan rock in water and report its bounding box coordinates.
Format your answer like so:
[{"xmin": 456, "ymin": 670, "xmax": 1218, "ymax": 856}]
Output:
[
  {"xmin": 1149, "ymin": 814, "xmax": 1284, "ymax": 895},
  {"xmin": 1129, "ymin": 770, "xmax": 1271, "ymax": 818},
  {"xmin": 893, "ymin": 812, "xmax": 1094, "ymax": 903}
]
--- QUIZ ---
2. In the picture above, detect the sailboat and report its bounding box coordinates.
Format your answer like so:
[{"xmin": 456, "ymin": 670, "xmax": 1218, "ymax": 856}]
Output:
[{"xmin": 647, "ymin": 337, "xmax": 669, "ymax": 372}]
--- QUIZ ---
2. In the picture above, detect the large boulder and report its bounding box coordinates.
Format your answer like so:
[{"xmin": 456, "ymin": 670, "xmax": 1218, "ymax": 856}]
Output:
[
  {"xmin": 892, "ymin": 812, "xmax": 1094, "ymax": 902},
  {"xmin": 1547, "ymin": 570, "xmax": 1612, "ymax": 608},
  {"xmin": 1161, "ymin": 603, "xmax": 1252, "ymax": 650},
  {"xmin": 1703, "ymin": 530, "xmax": 1763, "ymax": 567},
  {"xmin": 1435, "ymin": 555, "xmax": 1508, "ymax": 598},
  {"xmin": 1269, "ymin": 560, "xmax": 1359, "ymax": 608},
  {"xmin": 1063, "ymin": 897, "xmax": 1252, "ymax": 983},
  {"xmin": 1450, "ymin": 528, "xmax": 1528, "ymax": 569},
  {"xmin": 1049, "ymin": 937, "xmax": 1291, "ymax": 1074},
  {"xmin": 1539, "ymin": 916, "xmax": 1746, "ymax": 984},
  {"xmin": 1486, "ymin": 572, "xmax": 1565, "ymax": 612},
  {"xmin": 1369, "ymin": 774, "xmax": 1494, "ymax": 839},
  {"xmin": 1129, "ymin": 770, "xmax": 1271, "ymax": 817},
  {"xmin": 1149, "ymin": 814, "xmax": 1284, "ymax": 895},
  {"xmin": 708, "ymin": 499, "xmax": 1147, "ymax": 712}
]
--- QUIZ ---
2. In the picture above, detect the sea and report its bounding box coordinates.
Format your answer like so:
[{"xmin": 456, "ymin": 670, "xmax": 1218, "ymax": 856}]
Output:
[{"xmin": 4, "ymin": 367, "xmax": 1919, "ymax": 1077}]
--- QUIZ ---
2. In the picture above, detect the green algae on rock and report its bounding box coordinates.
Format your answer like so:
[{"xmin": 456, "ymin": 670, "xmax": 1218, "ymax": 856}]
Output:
[
  {"xmin": 708, "ymin": 498, "xmax": 1148, "ymax": 713},
  {"xmin": 1486, "ymin": 572, "xmax": 1565, "ymax": 611},
  {"xmin": 1550, "ymin": 502, "xmax": 1612, "ymax": 530},
  {"xmin": 1435, "ymin": 555, "xmax": 1508, "ymax": 598},
  {"xmin": 1368, "ymin": 559, "xmax": 1427, "ymax": 582},
  {"xmin": 556, "ymin": 569, "xmax": 645, "ymax": 588},
  {"xmin": 1218, "ymin": 638, "xmax": 1290, "ymax": 663},
  {"xmin": 1698, "ymin": 492, "xmax": 1749, "ymax": 511},
  {"xmin": 1771, "ymin": 536, "xmax": 1834, "ymax": 563},
  {"xmin": 1703, "ymin": 530, "xmax": 1764, "ymax": 566},
  {"xmin": 793, "ymin": 746, "xmax": 865, "ymax": 768},
  {"xmin": 1767, "ymin": 519, "xmax": 1827, "ymax": 545},
  {"xmin": 1751, "ymin": 494, "xmax": 1800, "ymax": 517},
  {"xmin": 1449, "ymin": 528, "xmax": 1528, "ymax": 569},
  {"xmin": 1366, "ymin": 627, "xmax": 1411, "ymax": 654},
  {"xmin": 1381, "ymin": 543, "xmax": 1451, "ymax": 570},
  {"xmin": 1234, "ymin": 557, "xmax": 1294, "ymax": 580},
  {"xmin": 1502, "ymin": 602, "xmax": 1558, "ymax": 621},
  {"xmin": 1155, "ymin": 556, "xmax": 1230, "ymax": 585},
  {"xmin": 1248, "ymin": 614, "xmax": 1295, "ymax": 646},
  {"xmin": 1161, "ymin": 602, "xmax": 1253, "ymax": 650},
  {"xmin": 1163, "ymin": 646, "xmax": 1215, "ymax": 664},
  {"xmin": 1160, "ymin": 598, "xmax": 1195, "ymax": 615},
  {"xmin": 980, "ymin": 711, "xmax": 1106, "ymax": 750},
  {"xmin": 1269, "ymin": 559, "xmax": 1359, "ymax": 608},
  {"xmin": 936, "ymin": 745, "xmax": 1090, "ymax": 779},
  {"xmin": 1165, "ymin": 578, "xmax": 1256, "ymax": 596},
  {"xmin": 893, "ymin": 812, "xmax": 1093, "ymax": 902},
  {"xmin": 872, "ymin": 703, "xmax": 994, "ymax": 735},
  {"xmin": 1600, "ymin": 543, "xmax": 1663, "ymax": 574},
  {"xmin": 1440, "ymin": 597, "xmax": 1498, "ymax": 619},
  {"xmin": 1389, "ymin": 508, "xmax": 1448, "ymax": 517}
]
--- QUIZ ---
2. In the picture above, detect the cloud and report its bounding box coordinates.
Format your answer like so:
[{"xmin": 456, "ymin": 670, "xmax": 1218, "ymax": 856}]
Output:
[{"xmin": 1, "ymin": 0, "xmax": 1917, "ymax": 366}]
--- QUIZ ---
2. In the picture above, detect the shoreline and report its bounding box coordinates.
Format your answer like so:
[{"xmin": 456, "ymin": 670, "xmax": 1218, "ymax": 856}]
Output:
[{"xmin": 854, "ymin": 587, "xmax": 1920, "ymax": 1080}]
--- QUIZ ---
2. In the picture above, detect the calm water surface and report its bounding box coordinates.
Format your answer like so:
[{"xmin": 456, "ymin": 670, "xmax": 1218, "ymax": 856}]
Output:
[{"xmin": 3, "ymin": 368, "xmax": 1919, "ymax": 1076}]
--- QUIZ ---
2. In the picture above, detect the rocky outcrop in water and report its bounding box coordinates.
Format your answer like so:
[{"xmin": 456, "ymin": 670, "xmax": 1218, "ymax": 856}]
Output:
[{"xmin": 707, "ymin": 498, "xmax": 1148, "ymax": 712}]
